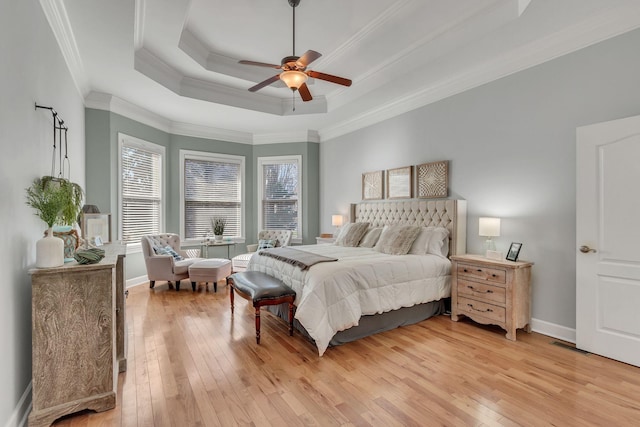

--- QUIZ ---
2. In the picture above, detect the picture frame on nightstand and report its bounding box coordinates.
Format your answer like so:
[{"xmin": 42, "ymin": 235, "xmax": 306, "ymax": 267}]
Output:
[{"xmin": 506, "ymin": 242, "xmax": 522, "ymax": 261}]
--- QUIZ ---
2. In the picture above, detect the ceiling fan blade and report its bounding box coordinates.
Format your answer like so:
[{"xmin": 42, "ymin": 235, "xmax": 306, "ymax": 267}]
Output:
[
  {"xmin": 239, "ymin": 60, "xmax": 281, "ymax": 69},
  {"xmin": 296, "ymin": 50, "xmax": 322, "ymax": 68},
  {"xmin": 248, "ymin": 75, "xmax": 281, "ymax": 92},
  {"xmin": 298, "ymin": 83, "xmax": 312, "ymax": 102},
  {"xmin": 307, "ymin": 70, "xmax": 352, "ymax": 87}
]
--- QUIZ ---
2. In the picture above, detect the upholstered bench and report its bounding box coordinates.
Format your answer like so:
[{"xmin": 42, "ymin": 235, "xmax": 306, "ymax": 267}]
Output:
[
  {"xmin": 188, "ymin": 258, "xmax": 232, "ymax": 292},
  {"xmin": 227, "ymin": 271, "xmax": 296, "ymax": 344}
]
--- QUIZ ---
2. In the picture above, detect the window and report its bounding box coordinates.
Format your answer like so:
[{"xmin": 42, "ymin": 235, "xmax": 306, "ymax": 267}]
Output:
[
  {"xmin": 180, "ymin": 150, "xmax": 244, "ymax": 241},
  {"xmin": 258, "ymin": 156, "xmax": 302, "ymax": 241},
  {"xmin": 118, "ymin": 134, "xmax": 165, "ymax": 247}
]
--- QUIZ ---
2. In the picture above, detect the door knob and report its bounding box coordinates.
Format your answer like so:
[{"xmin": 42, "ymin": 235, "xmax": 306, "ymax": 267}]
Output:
[{"xmin": 579, "ymin": 245, "xmax": 596, "ymax": 253}]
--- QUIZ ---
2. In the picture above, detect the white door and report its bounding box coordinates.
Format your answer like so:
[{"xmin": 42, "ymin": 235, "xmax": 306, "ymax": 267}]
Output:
[{"xmin": 576, "ymin": 115, "xmax": 640, "ymax": 367}]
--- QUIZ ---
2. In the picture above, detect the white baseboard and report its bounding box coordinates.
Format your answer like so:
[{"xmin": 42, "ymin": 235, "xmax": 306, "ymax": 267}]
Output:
[
  {"xmin": 126, "ymin": 275, "xmax": 149, "ymax": 288},
  {"xmin": 531, "ymin": 317, "xmax": 576, "ymax": 343},
  {"xmin": 5, "ymin": 382, "xmax": 32, "ymax": 427}
]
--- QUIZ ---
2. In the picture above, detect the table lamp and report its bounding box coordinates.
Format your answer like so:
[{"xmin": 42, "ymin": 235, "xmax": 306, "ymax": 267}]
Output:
[
  {"xmin": 331, "ymin": 214, "xmax": 344, "ymax": 236},
  {"xmin": 479, "ymin": 217, "xmax": 501, "ymax": 258}
]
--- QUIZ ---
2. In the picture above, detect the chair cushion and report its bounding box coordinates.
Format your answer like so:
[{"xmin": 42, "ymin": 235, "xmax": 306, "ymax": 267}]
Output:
[
  {"xmin": 258, "ymin": 239, "xmax": 276, "ymax": 250},
  {"xmin": 232, "ymin": 252, "xmax": 254, "ymax": 271},
  {"xmin": 174, "ymin": 258, "xmax": 202, "ymax": 274}
]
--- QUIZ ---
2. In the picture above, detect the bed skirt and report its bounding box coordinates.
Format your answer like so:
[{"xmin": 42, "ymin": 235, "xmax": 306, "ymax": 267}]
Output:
[{"xmin": 267, "ymin": 299, "xmax": 446, "ymax": 349}]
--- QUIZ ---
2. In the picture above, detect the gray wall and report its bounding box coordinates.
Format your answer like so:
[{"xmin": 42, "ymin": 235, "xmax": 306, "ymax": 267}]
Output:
[
  {"xmin": 0, "ymin": 2, "xmax": 86, "ymax": 425},
  {"xmin": 85, "ymin": 111, "xmax": 320, "ymax": 280},
  {"xmin": 320, "ymin": 28, "xmax": 640, "ymax": 330}
]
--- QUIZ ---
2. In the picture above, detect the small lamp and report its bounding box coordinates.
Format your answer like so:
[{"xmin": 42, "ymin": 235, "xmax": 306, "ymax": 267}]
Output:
[
  {"xmin": 479, "ymin": 217, "xmax": 501, "ymax": 257},
  {"xmin": 331, "ymin": 214, "xmax": 344, "ymax": 236}
]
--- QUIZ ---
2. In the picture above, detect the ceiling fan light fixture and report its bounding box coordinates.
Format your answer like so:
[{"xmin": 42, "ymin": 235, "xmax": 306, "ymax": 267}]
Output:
[{"xmin": 280, "ymin": 70, "xmax": 308, "ymax": 90}]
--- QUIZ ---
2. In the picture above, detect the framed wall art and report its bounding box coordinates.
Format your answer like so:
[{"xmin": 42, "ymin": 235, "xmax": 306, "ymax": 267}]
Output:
[
  {"xmin": 417, "ymin": 160, "xmax": 449, "ymax": 198},
  {"xmin": 81, "ymin": 213, "xmax": 112, "ymax": 244},
  {"xmin": 386, "ymin": 166, "xmax": 414, "ymax": 199},
  {"xmin": 362, "ymin": 170, "xmax": 384, "ymax": 200}
]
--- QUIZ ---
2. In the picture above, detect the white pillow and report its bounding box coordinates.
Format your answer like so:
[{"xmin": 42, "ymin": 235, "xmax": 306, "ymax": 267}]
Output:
[{"xmin": 408, "ymin": 226, "xmax": 450, "ymax": 257}]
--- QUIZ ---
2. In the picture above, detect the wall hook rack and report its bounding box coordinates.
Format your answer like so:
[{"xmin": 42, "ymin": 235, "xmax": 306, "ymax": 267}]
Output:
[{"xmin": 35, "ymin": 102, "xmax": 71, "ymax": 180}]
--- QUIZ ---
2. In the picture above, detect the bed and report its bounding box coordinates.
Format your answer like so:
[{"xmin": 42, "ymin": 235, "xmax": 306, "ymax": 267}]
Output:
[{"xmin": 247, "ymin": 199, "xmax": 467, "ymax": 355}]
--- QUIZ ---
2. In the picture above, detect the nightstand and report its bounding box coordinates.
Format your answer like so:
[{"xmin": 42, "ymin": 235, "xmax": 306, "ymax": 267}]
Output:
[
  {"xmin": 315, "ymin": 236, "xmax": 335, "ymax": 244},
  {"xmin": 450, "ymin": 254, "xmax": 533, "ymax": 341}
]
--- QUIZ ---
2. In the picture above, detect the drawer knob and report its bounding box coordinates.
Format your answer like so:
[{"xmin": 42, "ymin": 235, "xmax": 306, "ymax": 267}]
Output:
[
  {"xmin": 476, "ymin": 269, "xmax": 482, "ymax": 272},
  {"xmin": 463, "ymin": 269, "xmax": 468, "ymax": 272},
  {"xmin": 467, "ymin": 303, "xmax": 493, "ymax": 313},
  {"xmin": 467, "ymin": 285, "xmax": 493, "ymax": 294}
]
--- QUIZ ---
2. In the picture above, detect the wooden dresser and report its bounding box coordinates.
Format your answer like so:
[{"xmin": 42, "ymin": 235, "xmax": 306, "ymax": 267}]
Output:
[
  {"xmin": 28, "ymin": 243, "xmax": 126, "ymax": 427},
  {"xmin": 450, "ymin": 254, "xmax": 533, "ymax": 341}
]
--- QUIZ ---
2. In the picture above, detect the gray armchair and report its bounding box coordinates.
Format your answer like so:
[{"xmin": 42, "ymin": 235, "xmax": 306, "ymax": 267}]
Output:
[
  {"xmin": 141, "ymin": 233, "xmax": 203, "ymax": 291},
  {"xmin": 232, "ymin": 230, "xmax": 293, "ymax": 272}
]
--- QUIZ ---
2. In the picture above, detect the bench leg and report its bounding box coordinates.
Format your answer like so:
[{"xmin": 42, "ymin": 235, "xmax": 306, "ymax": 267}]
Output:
[
  {"xmin": 191, "ymin": 281, "xmax": 196, "ymax": 292},
  {"xmin": 229, "ymin": 284, "xmax": 235, "ymax": 314},
  {"xmin": 255, "ymin": 307, "xmax": 261, "ymax": 344},
  {"xmin": 288, "ymin": 303, "xmax": 294, "ymax": 336},
  {"xmin": 175, "ymin": 280, "xmax": 181, "ymax": 291},
  {"xmin": 214, "ymin": 281, "xmax": 218, "ymax": 293},
  {"xmin": 149, "ymin": 280, "xmax": 155, "ymax": 289}
]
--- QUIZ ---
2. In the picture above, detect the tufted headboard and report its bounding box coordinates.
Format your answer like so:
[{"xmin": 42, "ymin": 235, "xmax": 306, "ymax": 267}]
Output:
[{"xmin": 349, "ymin": 199, "xmax": 467, "ymax": 256}]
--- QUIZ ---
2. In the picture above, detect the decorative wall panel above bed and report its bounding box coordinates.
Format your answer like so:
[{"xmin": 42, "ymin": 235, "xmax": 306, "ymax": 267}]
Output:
[{"xmin": 350, "ymin": 199, "xmax": 467, "ymax": 256}]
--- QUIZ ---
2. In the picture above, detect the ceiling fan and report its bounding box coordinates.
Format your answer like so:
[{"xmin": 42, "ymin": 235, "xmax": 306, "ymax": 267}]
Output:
[{"xmin": 238, "ymin": 0, "xmax": 352, "ymax": 102}]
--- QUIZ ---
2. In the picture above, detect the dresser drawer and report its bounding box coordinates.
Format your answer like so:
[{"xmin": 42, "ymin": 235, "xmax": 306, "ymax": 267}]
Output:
[
  {"xmin": 457, "ymin": 263, "xmax": 506, "ymax": 284},
  {"xmin": 457, "ymin": 296, "xmax": 505, "ymax": 323},
  {"xmin": 457, "ymin": 279, "xmax": 505, "ymax": 305}
]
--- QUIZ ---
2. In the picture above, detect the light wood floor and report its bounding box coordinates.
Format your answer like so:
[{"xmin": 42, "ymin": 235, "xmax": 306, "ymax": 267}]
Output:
[{"xmin": 54, "ymin": 281, "xmax": 640, "ymax": 427}]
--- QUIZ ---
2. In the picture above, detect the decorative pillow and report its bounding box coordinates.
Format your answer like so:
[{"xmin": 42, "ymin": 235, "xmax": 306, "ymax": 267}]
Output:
[
  {"xmin": 359, "ymin": 227, "xmax": 383, "ymax": 248},
  {"xmin": 258, "ymin": 239, "xmax": 276, "ymax": 250},
  {"xmin": 335, "ymin": 222, "xmax": 370, "ymax": 247},
  {"xmin": 155, "ymin": 245, "xmax": 183, "ymax": 261},
  {"xmin": 374, "ymin": 225, "xmax": 421, "ymax": 255}
]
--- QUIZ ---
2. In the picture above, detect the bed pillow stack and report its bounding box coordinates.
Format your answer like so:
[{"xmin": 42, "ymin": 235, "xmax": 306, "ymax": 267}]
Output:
[
  {"xmin": 374, "ymin": 225, "xmax": 421, "ymax": 255},
  {"xmin": 334, "ymin": 222, "xmax": 370, "ymax": 247}
]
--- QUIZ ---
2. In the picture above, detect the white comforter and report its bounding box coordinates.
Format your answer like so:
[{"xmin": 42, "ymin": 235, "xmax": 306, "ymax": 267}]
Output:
[{"xmin": 247, "ymin": 245, "xmax": 451, "ymax": 356}]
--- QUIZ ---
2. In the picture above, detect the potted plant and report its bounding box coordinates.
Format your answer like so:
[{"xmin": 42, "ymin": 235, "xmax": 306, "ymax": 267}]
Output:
[
  {"xmin": 40, "ymin": 176, "xmax": 84, "ymax": 228},
  {"xmin": 26, "ymin": 177, "xmax": 66, "ymax": 267},
  {"xmin": 211, "ymin": 217, "xmax": 227, "ymax": 242}
]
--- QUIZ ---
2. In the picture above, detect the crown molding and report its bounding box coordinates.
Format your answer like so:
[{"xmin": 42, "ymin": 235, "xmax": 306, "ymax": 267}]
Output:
[
  {"xmin": 253, "ymin": 130, "xmax": 320, "ymax": 145},
  {"xmin": 39, "ymin": 0, "xmax": 89, "ymax": 97},
  {"xmin": 85, "ymin": 92, "xmax": 317, "ymax": 145},
  {"xmin": 134, "ymin": 0, "xmax": 145, "ymax": 50},
  {"xmin": 318, "ymin": 5, "xmax": 640, "ymax": 142},
  {"xmin": 170, "ymin": 122, "xmax": 254, "ymax": 144}
]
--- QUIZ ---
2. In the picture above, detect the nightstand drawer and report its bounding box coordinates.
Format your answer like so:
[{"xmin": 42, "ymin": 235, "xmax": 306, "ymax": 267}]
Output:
[
  {"xmin": 457, "ymin": 296, "xmax": 505, "ymax": 323},
  {"xmin": 457, "ymin": 279, "xmax": 505, "ymax": 305},
  {"xmin": 457, "ymin": 263, "xmax": 506, "ymax": 284}
]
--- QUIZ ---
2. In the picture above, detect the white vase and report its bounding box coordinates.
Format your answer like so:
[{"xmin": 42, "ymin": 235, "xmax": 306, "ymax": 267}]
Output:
[
  {"xmin": 36, "ymin": 227, "xmax": 64, "ymax": 268},
  {"xmin": 214, "ymin": 235, "xmax": 223, "ymax": 242}
]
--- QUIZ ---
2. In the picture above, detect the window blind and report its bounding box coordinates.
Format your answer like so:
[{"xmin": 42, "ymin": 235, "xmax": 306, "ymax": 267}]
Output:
[
  {"xmin": 184, "ymin": 158, "xmax": 241, "ymax": 239},
  {"xmin": 261, "ymin": 161, "xmax": 300, "ymax": 239},
  {"xmin": 120, "ymin": 144, "xmax": 162, "ymax": 244}
]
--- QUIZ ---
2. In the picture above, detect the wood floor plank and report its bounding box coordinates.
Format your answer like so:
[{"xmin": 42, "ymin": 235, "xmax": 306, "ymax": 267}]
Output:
[{"xmin": 53, "ymin": 283, "xmax": 640, "ymax": 427}]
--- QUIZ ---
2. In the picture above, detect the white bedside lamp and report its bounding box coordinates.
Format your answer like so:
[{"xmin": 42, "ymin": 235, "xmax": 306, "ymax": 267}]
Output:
[
  {"xmin": 479, "ymin": 217, "xmax": 501, "ymax": 258},
  {"xmin": 331, "ymin": 214, "xmax": 344, "ymax": 236}
]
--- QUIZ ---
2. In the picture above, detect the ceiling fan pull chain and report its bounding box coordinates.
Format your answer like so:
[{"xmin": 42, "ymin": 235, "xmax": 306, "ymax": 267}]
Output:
[{"xmin": 292, "ymin": 91, "xmax": 296, "ymax": 112}]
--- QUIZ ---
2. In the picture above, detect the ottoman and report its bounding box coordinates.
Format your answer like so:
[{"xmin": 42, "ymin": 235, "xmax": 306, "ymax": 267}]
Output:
[{"xmin": 188, "ymin": 258, "xmax": 232, "ymax": 292}]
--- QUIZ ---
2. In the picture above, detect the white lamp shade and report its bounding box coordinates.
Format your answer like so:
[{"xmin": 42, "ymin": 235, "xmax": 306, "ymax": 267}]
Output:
[
  {"xmin": 479, "ymin": 217, "xmax": 501, "ymax": 237},
  {"xmin": 331, "ymin": 215, "xmax": 344, "ymax": 227}
]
